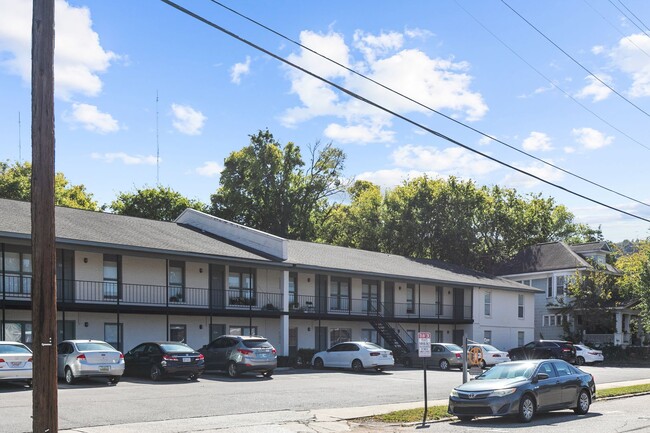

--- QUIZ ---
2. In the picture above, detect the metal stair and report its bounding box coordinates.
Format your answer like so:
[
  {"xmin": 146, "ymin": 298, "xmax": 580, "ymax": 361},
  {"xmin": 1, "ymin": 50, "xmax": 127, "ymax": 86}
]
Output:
[{"xmin": 367, "ymin": 302, "xmax": 411, "ymax": 361}]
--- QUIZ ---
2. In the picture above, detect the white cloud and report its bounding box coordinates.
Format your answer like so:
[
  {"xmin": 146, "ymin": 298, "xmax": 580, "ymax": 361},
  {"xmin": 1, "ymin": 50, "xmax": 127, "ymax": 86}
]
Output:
[
  {"xmin": 404, "ymin": 27, "xmax": 434, "ymax": 40},
  {"xmin": 597, "ymin": 33, "xmax": 650, "ymax": 97},
  {"xmin": 501, "ymin": 161, "xmax": 564, "ymax": 189},
  {"xmin": 171, "ymin": 103, "xmax": 206, "ymax": 136},
  {"xmin": 324, "ymin": 121, "xmax": 394, "ymax": 143},
  {"xmin": 91, "ymin": 152, "xmax": 158, "ymax": 165},
  {"xmin": 0, "ymin": 0, "xmax": 118, "ymax": 100},
  {"xmin": 281, "ymin": 30, "xmax": 487, "ymax": 143},
  {"xmin": 357, "ymin": 168, "xmax": 433, "ymax": 189},
  {"xmin": 230, "ymin": 56, "xmax": 251, "ymax": 84},
  {"xmin": 591, "ymin": 45, "xmax": 605, "ymax": 55},
  {"xmin": 391, "ymin": 144, "xmax": 500, "ymax": 177},
  {"xmin": 478, "ymin": 135, "xmax": 496, "ymax": 146},
  {"xmin": 571, "ymin": 127, "xmax": 614, "ymax": 150},
  {"xmin": 195, "ymin": 161, "xmax": 223, "ymax": 177},
  {"xmin": 522, "ymin": 131, "xmax": 553, "ymax": 152},
  {"xmin": 574, "ymin": 75, "xmax": 612, "ymax": 102},
  {"xmin": 66, "ymin": 103, "xmax": 119, "ymax": 133},
  {"xmin": 564, "ymin": 146, "xmax": 576, "ymax": 154}
]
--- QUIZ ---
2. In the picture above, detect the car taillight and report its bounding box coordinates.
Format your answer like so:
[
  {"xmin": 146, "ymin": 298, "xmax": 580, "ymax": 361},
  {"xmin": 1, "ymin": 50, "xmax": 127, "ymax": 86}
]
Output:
[
  {"xmin": 0, "ymin": 358, "xmax": 4, "ymax": 363},
  {"xmin": 272, "ymin": 348, "xmax": 277, "ymax": 355},
  {"xmin": 28, "ymin": 357, "xmax": 33, "ymax": 362},
  {"xmin": 370, "ymin": 352, "xmax": 380, "ymax": 356},
  {"xmin": 119, "ymin": 353, "xmax": 124, "ymax": 360},
  {"xmin": 588, "ymin": 351, "xmax": 599, "ymax": 355},
  {"xmin": 493, "ymin": 354, "xmax": 500, "ymax": 357},
  {"xmin": 455, "ymin": 353, "xmax": 462, "ymax": 358},
  {"xmin": 238, "ymin": 349, "xmax": 253, "ymax": 355},
  {"xmin": 162, "ymin": 354, "xmax": 177, "ymax": 361},
  {"xmin": 198, "ymin": 354, "xmax": 205, "ymax": 360},
  {"xmin": 562, "ymin": 348, "xmax": 571, "ymax": 352},
  {"xmin": 76, "ymin": 354, "xmax": 86, "ymax": 360}
]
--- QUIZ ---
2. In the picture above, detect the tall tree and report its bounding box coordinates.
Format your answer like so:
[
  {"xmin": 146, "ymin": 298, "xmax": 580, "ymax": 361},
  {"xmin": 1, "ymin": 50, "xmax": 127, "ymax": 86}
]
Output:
[
  {"xmin": 0, "ymin": 160, "xmax": 97, "ymax": 210},
  {"xmin": 210, "ymin": 130, "xmax": 347, "ymax": 240},
  {"xmin": 108, "ymin": 185, "xmax": 207, "ymax": 221},
  {"xmin": 616, "ymin": 240, "xmax": 650, "ymax": 332}
]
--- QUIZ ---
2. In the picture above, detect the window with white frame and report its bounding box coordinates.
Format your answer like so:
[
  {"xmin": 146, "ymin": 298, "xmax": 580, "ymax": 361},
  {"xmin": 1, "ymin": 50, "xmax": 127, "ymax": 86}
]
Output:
[
  {"xmin": 229, "ymin": 267, "xmax": 256, "ymax": 306},
  {"xmin": 434, "ymin": 330, "xmax": 443, "ymax": 343},
  {"xmin": 484, "ymin": 291, "xmax": 492, "ymax": 317},
  {"xmin": 518, "ymin": 294, "xmax": 524, "ymax": 318},
  {"xmin": 330, "ymin": 278, "xmax": 350, "ymax": 311},
  {"xmin": 288, "ymin": 272, "xmax": 298, "ymax": 305},
  {"xmin": 518, "ymin": 331, "xmax": 525, "ymax": 347},
  {"xmin": 330, "ymin": 328, "xmax": 351, "ymax": 345},
  {"xmin": 361, "ymin": 328, "xmax": 380, "ymax": 345},
  {"xmin": 229, "ymin": 326, "xmax": 257, "ymax": 336},
  {"xmin": 103, "ymin": 254, "xmax": 119, "ymax": 300},
  {"xmin": 556, "ymin": 275, "xmax": 567, "ymax": 297},
  {"xmin": 483, "ymin": 330, "xmax": 492, "ymax": 344},
  {"xmin": 543, "ymin": 314, "xmax": 564, "ymax": 327},
  {"xmin": 1, "ymin": 250, "xmax": 32, "ymax": 295},
  {"xmin": 168, "ymin": 261, "xmax": 185, "ymax": 303}
]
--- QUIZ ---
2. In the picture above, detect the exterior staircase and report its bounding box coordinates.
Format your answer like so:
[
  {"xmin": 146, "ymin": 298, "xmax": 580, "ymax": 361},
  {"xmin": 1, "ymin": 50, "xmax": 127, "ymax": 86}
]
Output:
[{"xmin": 368, "ymin": 302, "xmax": 411, "ymax": 362}]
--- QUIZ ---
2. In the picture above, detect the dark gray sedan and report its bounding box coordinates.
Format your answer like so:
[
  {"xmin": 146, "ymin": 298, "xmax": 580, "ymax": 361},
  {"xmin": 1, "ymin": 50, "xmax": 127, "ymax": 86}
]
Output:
[{"xmin": 448, "ymin": 359, "xmax": 595, "ymax": 423}]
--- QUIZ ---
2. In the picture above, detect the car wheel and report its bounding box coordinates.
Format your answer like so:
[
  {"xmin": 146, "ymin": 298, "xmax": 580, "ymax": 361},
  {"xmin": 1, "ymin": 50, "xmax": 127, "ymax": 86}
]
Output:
[
  {"xmin": 518, "ymin": 394, "xmax": 536, "ymax": 423},
  {"xmin": 227, "ymin": 361, "xmax": 239, "ymax": 378},
  {"xmin": 64, "ymin": 367, "xmax": 76, "ymax": 385},
  {"xmin": 576, "ymin": 356, "xmax": 585, "ymax": 366},
  {"xmin": 188, "ymin": 373, "xmax": 199, "ymax": 381},
  {"xmin": 109, "ymin": 376, "xmax": 120, "ymax": 385},
  {"xmin": 262, "ymin": 370, "xmax": 273, "ymax": 378},
  {"xmin": 574, "ymin": 389, "xmax": 590, "ymax": 415},
  {"xmin": 480, "ymin": 359, "xmax": 487, "ymax": 369},
  {"xmin": 313, "ymin": 357, "xmax": 324, "ymax": 369},
  {"xmin": 150, "ymin": 364, "xmax": 162, "ymax": 381},
  {"xmin": 403, "ymin": 358, "xmax": 412, "ymax": 368},
  {"xmin": 457, "ymin": 415, "xmax": 473, "ymax": 422},
  {"xmin": 439, "ymin": 359, "xmax": 450, "ymax": 370},
  {"xmin": 351, "ymin": 359, "xmax": 364, "ymax": 372}
]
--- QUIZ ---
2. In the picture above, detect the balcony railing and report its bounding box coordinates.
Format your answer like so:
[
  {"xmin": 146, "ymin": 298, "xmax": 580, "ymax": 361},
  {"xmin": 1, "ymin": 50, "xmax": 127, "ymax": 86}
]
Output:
[{"xmin": 1, "ymin": 275, "xmax": 472, "ymax": 320}]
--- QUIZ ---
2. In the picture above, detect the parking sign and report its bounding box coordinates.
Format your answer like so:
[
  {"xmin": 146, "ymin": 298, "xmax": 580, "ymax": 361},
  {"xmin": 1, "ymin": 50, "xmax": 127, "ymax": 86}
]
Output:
[{"xmin": 418, "ymin": 332, "xmax": 431, "ymax": 357}]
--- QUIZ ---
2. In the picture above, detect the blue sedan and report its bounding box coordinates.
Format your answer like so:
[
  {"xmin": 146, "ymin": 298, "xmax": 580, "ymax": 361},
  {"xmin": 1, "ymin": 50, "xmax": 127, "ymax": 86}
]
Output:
[{"xmin": 448, "ymin": 359, "xmax": 595, "ymax": 423}]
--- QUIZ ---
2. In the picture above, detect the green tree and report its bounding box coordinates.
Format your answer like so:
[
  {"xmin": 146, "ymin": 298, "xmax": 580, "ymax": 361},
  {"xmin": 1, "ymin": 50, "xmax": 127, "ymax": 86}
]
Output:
[
  {"xmin": 108, "ymin": 185, "xmax": 207, "ymax": 221},
  {"xmin": 210, "ymin": 130, "xmax": 347, "ymax": 240},
  {"xmin": 616, "ymin": 240, "xmax": 650, "ymax": 331},
  {"xmin": 0, "ymin": 160, "xmax": 97, "ymax": 210}
]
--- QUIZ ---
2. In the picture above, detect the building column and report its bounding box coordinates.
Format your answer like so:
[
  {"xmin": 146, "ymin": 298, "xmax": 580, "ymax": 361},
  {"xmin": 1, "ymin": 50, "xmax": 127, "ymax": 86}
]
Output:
[
  {"xmin": 280, "ymin": 270, "xmax": 290, "ymax": 357},
  {"xmin": 614, "ymin": 312, "xmax": 623, "ymax": 346}
]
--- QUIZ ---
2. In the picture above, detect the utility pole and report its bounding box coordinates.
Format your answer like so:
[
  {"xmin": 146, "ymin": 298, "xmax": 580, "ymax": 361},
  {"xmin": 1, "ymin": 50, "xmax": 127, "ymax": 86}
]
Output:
[{"xmin": 31, "ymin": 0, "xmax": 58, "ymax": 431}]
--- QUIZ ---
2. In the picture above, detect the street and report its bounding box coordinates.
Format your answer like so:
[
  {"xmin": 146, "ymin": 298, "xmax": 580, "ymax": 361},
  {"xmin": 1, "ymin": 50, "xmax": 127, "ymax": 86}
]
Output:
[{"xmin": 1, "ymin": 365, "xmax": 649, "ymax": 432}]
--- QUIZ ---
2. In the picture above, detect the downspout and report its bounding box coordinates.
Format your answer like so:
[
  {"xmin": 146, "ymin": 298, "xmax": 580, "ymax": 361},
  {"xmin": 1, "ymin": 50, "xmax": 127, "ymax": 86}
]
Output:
[
  {"xmin": 116, "ymin": 255, "xmax": 122, "ymax": 351},
  {"xmin": 1, "ymin": 244, "xmax": 5, "ymax": 340},
  {"xmin": 165, "ymin": 260, "xmax": 169, "ymax": 341}
]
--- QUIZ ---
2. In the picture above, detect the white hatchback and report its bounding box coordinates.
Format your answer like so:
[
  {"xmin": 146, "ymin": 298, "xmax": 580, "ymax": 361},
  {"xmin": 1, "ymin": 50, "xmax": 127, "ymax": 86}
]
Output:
[
  {"xmin": 312, "ymin": 341, "xmax": 394, "ymax": 372},
  {"xmin": 0, "ymin": 341, "xmax": 33, "ymax": 387},
  {"xmin": 469, "ymin": 343, "xmax": 511, "ymax": 368}
]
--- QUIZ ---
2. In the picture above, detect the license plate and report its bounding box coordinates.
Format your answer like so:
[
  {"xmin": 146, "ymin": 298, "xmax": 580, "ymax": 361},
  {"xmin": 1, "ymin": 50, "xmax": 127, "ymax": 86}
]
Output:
[
  {"xmin": 99, "ymin": 366, "xmax": 110, "ymax": 372},
  {"xmin": 10, "ymin": 362, "xmax": 22, "ymax": 367},
  {"xmin": 183, "ymin": 357, "xmax": 191, "ymax": 363},
  {"xmin": 382, "ymin": 353, "xmax": 387, "ymax": 357}
]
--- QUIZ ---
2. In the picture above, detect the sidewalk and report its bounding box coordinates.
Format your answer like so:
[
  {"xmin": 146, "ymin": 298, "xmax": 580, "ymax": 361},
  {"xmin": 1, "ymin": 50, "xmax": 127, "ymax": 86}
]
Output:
[{"xmin": 60, "ymin": 379, "xmax": 650, "ymax": 433}]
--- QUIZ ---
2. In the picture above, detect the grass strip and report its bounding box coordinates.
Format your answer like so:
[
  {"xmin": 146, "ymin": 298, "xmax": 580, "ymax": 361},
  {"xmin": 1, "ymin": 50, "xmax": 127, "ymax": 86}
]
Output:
[{"xmin": 369, "ymin": 384, "xmax": 650, "ymax": 423}]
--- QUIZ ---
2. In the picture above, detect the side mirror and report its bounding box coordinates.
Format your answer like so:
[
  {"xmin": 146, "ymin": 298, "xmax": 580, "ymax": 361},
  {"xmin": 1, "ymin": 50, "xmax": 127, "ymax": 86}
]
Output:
[{"xmin": 533, "ymin": 372, "xmax": 549, "ymax": 383}]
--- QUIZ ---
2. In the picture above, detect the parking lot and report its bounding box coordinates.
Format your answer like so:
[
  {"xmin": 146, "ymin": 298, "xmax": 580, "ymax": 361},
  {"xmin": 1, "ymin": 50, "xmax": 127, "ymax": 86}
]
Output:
[{"xmin": 1, "ymin": 365, "xmax": 649, "ymax": 432}]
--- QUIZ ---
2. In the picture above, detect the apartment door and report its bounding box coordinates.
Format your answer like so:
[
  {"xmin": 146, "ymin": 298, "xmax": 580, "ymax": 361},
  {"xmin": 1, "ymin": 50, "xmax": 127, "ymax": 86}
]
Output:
[
  {"xmin": 315, "ymin": 326, "xmax": 328, "ymax": 352},
  {"xmin": 383, "ymin": 282, "xmax": 395, "ymax": 319},
  {"xmin": 315, "ymin": 274, "xmax": 327, "ymax": 314},
  {"xmin": 453, "ymin": 329, "xmax": 464, "ymax": 346},
  {"xmin": 453, "ymin": 288, "xmax": 465, "ymax": 320},
  {"xmin": 210, "ymin": 264, "xmax": 225, "ymax": 309}
]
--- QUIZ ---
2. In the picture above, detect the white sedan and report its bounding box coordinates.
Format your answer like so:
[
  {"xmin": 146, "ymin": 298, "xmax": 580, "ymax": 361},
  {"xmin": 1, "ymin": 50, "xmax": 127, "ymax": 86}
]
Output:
[
  {"xmin": 575, "ymin": 344, "xmax": 604, "ymax": 365},
  {"xmin": 312, "ymin": 341, "xmax": 394, "ymax": 372},
  {"xmin": 469, "ymin": 343, "xmax": 511, "ymax": 367},
  {"xmin": 0, "ymin": 341, "xmax": 33, "ymax": 387}
]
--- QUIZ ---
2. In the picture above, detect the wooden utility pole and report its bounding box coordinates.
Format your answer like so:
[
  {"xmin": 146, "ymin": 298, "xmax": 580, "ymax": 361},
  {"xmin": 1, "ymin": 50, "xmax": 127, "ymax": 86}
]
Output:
[{"xmin": 31, "ymin": 0, "xmax": 58, "ymax": 431}]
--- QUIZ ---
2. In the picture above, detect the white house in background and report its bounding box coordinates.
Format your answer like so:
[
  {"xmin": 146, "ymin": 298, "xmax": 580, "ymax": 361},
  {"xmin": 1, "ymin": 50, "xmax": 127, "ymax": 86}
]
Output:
[
  {"xmin": 0, "ymin": 198, "xmax": 538, "ymax": 358},
  {"xmin": 496, "ymin": 241, "xmax": 644, "ymax": 347}
]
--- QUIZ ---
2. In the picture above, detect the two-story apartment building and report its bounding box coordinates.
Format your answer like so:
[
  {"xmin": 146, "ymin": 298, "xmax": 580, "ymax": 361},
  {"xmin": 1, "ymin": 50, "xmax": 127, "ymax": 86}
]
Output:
[
  {"xmin": 497, "ymin": 241, "xmax": 643, "ymax": 346},
  {"xmin": 1, "ymin": 198, "xmax": 539, "ymax": 356}
]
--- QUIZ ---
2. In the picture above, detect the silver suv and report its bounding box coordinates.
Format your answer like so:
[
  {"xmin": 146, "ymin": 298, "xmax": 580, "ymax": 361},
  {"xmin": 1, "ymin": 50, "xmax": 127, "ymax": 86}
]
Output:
[{"xmin": 199, "ymin": 335, "xmax": 277, "ymax": 378}]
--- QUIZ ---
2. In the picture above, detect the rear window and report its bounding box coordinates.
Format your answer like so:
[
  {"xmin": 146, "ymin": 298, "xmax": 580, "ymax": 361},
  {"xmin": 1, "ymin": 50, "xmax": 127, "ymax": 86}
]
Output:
[
  {"xmin": 76, "ymin": 342, "xmax": 116, "ymax": 351},
  {"xmin": 482, "ymin": 345, "xmax": 500, "ymax": 352},
  {"xmin": 445, "ymin": 344, "xmax": 463, "ymax": 352},
  {"xmin": 160, "ymin": 343, "xmax": 194, "ymax": 352},
  {"xmin": 0, "ymin": 344, "xmax": 32, "ymax": 354},
  {"xmin": 360, "ymin": 342, "xmax": 384, "ymax": 350},
  {"xmin": 242, "ymin": 339, "xmax": 272, "ymax": 349}
]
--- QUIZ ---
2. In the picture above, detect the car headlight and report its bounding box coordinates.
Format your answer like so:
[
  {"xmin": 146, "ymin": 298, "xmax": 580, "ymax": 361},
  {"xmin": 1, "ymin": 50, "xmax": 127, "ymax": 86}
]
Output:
[
  {"xmin": 450, "ymin": 389, "xmax": 459, "ymax": 397},
  {"xmin": 489, "ymin": 388, "xmax": 517, "ymax": 397}
]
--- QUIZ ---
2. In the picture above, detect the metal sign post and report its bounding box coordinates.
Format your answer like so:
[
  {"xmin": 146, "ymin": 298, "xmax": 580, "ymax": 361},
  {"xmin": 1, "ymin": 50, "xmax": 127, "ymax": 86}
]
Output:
[{"xmin": 416, "ymin": 331, "xmax": 431, "ymax": 429}]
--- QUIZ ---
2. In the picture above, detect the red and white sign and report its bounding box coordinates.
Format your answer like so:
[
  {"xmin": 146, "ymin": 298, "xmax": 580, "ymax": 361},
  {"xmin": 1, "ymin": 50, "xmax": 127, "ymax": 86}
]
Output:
[{"xmin": 418, "ymin": 331, "xmax": 431, "ymax": 357}]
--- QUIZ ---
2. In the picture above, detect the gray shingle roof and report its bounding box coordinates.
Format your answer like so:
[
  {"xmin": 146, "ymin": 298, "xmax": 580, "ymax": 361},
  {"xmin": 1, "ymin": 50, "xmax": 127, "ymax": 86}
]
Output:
[
  {"xmin": 495, "ymin": 242, "xmax": 590, "ymax": 275},
  {"xmin": 570, "ymin": 242, "xmax": 611, "ymax": 254}
]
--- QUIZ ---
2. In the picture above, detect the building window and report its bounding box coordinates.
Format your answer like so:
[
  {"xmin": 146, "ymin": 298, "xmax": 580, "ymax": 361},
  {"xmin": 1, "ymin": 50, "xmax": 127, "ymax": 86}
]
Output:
[
  {"xmin": 169, "ymin": 324, "xmax": 186, "ymax": 342},
  {"xmin": 1, "ymin": 250, "xmax": 32, "ymax": 295},
  {"xmin": 330, "ymin": 278, "xmax": 350, "ymax": 311},
  {"xmin": 483, "ymin": 330, "xmax": 492, "ymax": 344},
  {"xmin": 435, "ymin": 286, "xmax": 444, "ymax": 315},
  {"xmin": 168, "ymin": 261, "xmax": 185, "ymax": 303},
  {"xmin": 57, "ymin": 320, "xmax": 76, "ymax": 342},
  {"xmin": 518, "ymin": 294, "xmax": 524, "ymax": 318},
  {"xmin": 229, "ymin": 326, "xmax": 257, "ymax": 336},
  {"xmin": 556, "ymin": 275, "xmax": 567, "ymax": 297},
  {"xmin": 361, "ymin": 329, "xmax": 380, "ymax": 345},
  {"xmin": 406, "ymin": 284, "xmax": 415, "ymax": 314},
  {"xmin": 434, "ymin": 330, "xmax": 444, "ymax": 343},
  {"xmin": 484, "ymin": 292, "xmax": 491, "ymax": 317},
  {"xmin": 288, "ymin": 272, "xmax": 298, "ymax": 305},
  {"xmin": 543, "ymin": 314, "xmax": 564, "ymax": 327},
  {"xmin": 330, "ymin": 328, "xmax": 351, "ymax": 345},
  {"xmin": 103, "ymin": 254, "xmax": 120, "ymax": 300},
  {"xmin": 3, "ymin": 322, "xmax": 32, "ymax": 345},
  {"xmin": 518, "ymin": 331, "xmax": 525, "ymax": 347},
  {"xmin": 362, "ymin": 279, "xmax": 379, "ymax": 312},
  {"xmin": 517, "ymin": 279, "xmax": 531, "ymax": 286},
  {"xmin": 228, "ymin": 267, "xmax": 256, "ymax": 306},
  {"xmin": 210, "ymin": 324, "xmax": 226, "ymax": 342},
  {"xmin": 547, "ymin": 277, "xmax": 553, "ymax": 298},
  {"xmin": 104, "ymin": 323, "xmax": 123, "ymax": 352}
]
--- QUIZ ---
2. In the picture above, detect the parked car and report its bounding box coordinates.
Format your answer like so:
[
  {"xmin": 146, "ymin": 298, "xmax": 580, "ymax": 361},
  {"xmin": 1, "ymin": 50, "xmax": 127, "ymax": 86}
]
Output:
[
  {"xmin": 0, "ymin": 341, "xmax": 33, "ymax": 387},
  {"xmin": 57, "ymin": 340, "xmax": 124, "ymax": 385},
  {"xmin": 312, "ymin": 341, "xmax": 394, "ymax": 372},
  {"xmin": 468, "ymin": 344, "xmax": 511, "ymax": 368},
  {"xmin": 401, "ymin": 342, "xmax": 464, "ymax": 370},
  {"xmin": 198, "ymin": 335, "xmax": 277, "ymax": 378},
  {"xmin": 124, "ymin": 342, "xmax": 204, "ymax": 381},
  {"xmin": 448, "ymin": 359, "xmax": 595, "ymax": 423},
  {"xmin": 574, "ymin": 344, "xmax": 604, "ymax": 365},
  {"xmin": 508, "ymin": 340, "xmax": 577, "ymax": 364}
]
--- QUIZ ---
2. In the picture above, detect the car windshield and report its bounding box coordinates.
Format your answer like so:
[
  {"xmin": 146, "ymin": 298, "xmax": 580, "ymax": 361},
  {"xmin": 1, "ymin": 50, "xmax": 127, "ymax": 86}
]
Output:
[
  {"xmin": 0, "ymin": 344, "xmax": 31, "ymax": 354},
  {"xmin": 445, "ymin": 344, "xmax": 463, "ymax": 352},
  {"xmin": 476, "ymin": 362, "xmax": 536, "ymax": 380},
  {"xmin": 160, "ymin": 343, "xmax": 193, "ymax": 352},
  {"xmin": 76, "ymin": 342, "xmax": 116, "ymax": 351},
  {"xmin": 482, "ymin": 345, "xmax": 500, "ymax": 352},
  {"xmin": 360, "ymin": 342, "xmax": 384, "ymax": 350},
  {"xmin": 242, "ymin": 339, "xmax": 272, "ymax": 349}
]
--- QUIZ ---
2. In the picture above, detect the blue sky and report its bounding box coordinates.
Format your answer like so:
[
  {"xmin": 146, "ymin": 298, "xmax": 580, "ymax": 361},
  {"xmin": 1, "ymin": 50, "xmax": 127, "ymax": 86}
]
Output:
[{"xmin": 1, "ymin": 0, "xmax": 650, "ymax": 242}]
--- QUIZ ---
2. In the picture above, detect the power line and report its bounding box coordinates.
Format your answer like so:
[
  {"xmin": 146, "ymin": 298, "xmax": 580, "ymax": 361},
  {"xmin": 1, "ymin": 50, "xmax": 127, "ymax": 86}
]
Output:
[
  {"xmin": 158, "ymin": 0, "xmax": 650, "ymax": 224},
  {"xmin": 618, "ymin": 0, "xmax": 650, "ymax": 33},
  {"xmin": 501, "ymin": 0, "xmax": 650, "ymax": 121},
  {"xmin": 608, "ymin": 0, "xmax": 650, "ymax": 36},
  {"xmin": 206, "ymin": 0, "xmax": 650, "ymax": 209}
]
